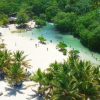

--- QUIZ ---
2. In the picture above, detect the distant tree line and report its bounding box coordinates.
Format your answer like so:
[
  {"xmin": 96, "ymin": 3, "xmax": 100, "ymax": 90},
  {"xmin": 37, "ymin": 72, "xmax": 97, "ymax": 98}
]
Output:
[{"xmin": 0, "ymin": 0, "xmax": 100, "ymax": 52}]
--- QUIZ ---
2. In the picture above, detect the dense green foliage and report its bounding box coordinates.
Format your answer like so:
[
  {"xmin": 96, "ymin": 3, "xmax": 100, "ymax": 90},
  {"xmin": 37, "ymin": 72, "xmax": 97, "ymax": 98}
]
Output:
[
  {"xmin": 56, "ymin": 41, "xmax": 67, "ymax": 55},
  {"xmin": 76, "ymin": 10, "xmax": 100, "ymax": 52},
  {"xmin": 0, "ymin": 0, "xmax": 99, "ymax": 51},
  {"xmin": 0, "ymin": 39, "xmax": 29, "ymax": 87},
  {"xmin": 38, "ymin": 36, "xmax": 46, "ymax": 44},
  {"xmin": 0, "ymin": 14, "xmax": 9, "ymax": 26},
  {"xmin": 53, "ymin": 1, "xmax": 100, "ymax": 52},
  {"xmin": 0, "ymin": 50, "xmax": 29, "ymax": 87},
  {"xmin": 16, "ymin": 11, "xmax": 29, "ymax": 28},
  {"xmin": 5, "ymin": 63, "xmax": 26, "ymax": 87},
  {"xmin": 54, "ymin": 12, "xmax": 77, "ymax": 32},
  {"xmin": 35, "ymin": 18, "xmax": 46, "ymax": 28},
  {"xmin": 31, "ymin": 50, "xmax": 100, "ymax": 100}
]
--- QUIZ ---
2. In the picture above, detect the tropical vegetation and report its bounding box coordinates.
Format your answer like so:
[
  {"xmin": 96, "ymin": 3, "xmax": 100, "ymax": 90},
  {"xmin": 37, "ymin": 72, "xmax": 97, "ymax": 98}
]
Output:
[
  {"xmin": 0, "ymin": 0, "xmax": 99, "ymax": 52},
  {"xmin": 38, "ymin": 36, "xmax": 46, "ymax": 44},
  {"xmin": 56, "ymin": 41, "xmax": 67, "ymax": 55},
  {"xmin": 31, "ymin": 50, "xmax": 100, "ymax": 100},
  {"xmin": 35, "ymin": 18, "xmax": 46, "ymax": 28},
  {"xmin": 0, "ymin": 0, "xmax": 100, "ymax": 99},
  {"xmin": 0, "ymin": 40, "xmax": 29, "ymax": 87},
  {"xmin": 0, "ymin": 50, "xmax": 11, "ymax": 80},
  {"xmin": 5, "ymin": 62, "xmax": 27, "ymax": 87}
]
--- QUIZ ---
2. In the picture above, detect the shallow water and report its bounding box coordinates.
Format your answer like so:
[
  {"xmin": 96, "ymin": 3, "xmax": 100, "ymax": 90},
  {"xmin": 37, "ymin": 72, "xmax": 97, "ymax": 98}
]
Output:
[{"xmin": 18, "ymin": 23, "xmax": 100, "ymax": 65}]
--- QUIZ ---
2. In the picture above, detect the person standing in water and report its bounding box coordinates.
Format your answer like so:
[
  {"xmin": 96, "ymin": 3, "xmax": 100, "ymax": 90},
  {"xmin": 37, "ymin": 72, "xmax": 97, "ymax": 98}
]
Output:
[{"xmin": 50, "ymin": 40, "xmax": 52, "ymax": 43}]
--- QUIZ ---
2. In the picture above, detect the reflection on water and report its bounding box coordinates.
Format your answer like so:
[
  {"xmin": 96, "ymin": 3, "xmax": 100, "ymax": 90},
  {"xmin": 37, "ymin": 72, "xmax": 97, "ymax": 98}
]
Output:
[{"xmin": 17, "ymin": 23, "xmax": 100, "ymax": 65}]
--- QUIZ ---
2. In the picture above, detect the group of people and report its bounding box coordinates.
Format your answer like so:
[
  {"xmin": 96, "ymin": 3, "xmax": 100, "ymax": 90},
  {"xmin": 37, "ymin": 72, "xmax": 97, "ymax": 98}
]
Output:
[{"xmin": 35, "ymin": 43, "xmax": 49, "ymax": 51}]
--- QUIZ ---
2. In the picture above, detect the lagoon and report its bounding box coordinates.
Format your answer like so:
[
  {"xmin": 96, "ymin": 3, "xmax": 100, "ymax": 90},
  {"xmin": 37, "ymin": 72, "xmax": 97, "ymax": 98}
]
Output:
[{"xmin": 18, "ymin": 23, "xmax": 100, "ymax": 65}]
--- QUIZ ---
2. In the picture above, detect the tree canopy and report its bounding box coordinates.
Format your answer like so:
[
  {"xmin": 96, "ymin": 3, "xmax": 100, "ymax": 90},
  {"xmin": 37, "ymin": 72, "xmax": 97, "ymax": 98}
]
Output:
[
  {"xmin": 31, "ymin": 51, "xmax": 100, "ymax": 100},
  {"xmin": 0, "ymin": 0, "xmax": 99, "ymax": 52}
]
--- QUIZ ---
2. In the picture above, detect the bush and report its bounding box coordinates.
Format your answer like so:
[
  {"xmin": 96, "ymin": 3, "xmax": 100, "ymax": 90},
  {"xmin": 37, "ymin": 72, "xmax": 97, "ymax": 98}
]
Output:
[
  {"xmin": 38, "ymin": 36, "xmax": 46, "ymax": 44},
  {"xmin": 17, "ymin": 11, "xmax": 29, "ymax": 28},
  {"xmin": 0, "ymin": 14, "xmax": 9, "ymax": 26},
  {"xmin": 56, "ymin": 42, "xmax": 67, "ymax": 55},
  {"xmin": 54, "ymin": 12, "xmax": 77, "ymax": 32},
  {"xmin": 35, "ymin": 18, "xmax": 46, "ymax": 28},
  {"xmin": 31, "ymin": 52, "xmax": 100, "ymax": 100}
]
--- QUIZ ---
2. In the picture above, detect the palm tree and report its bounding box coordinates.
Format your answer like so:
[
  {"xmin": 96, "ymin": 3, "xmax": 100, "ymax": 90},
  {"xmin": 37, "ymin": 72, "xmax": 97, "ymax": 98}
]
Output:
[
  {"xmin": 12, "ymin": 50, "xmax": 30, "ymax": 68},
  {"xmin": 38, "ymin": 36, "xmax": 46, "ymax": 44},
  {"xmin": 31, "ymin": 69, "xmax": 46, "ymax": 96},
  {"xmin": 93, "ymin": 65, "xmax": 100, "ymax": 84},
  {"xmin": 69, "ymin": 49, "xmax": 80, "ymax": 59},
  {"xmin": 31, "ymin": 51, "xmax": 100, "ymax": 100},
  {"xmin": 32, "ymin": 61, "xmax": 81, "ymax": 100},
  {"xmin": 48, "ymin": 61, "xmax": 81, "ymax": 100},
  {"xmin": 56, "ymin": 41, "xmax": 67, "ymax": 55},
  {"xmin": 73, "ymin": 60, "xmax": 100, "ymax": 99},
  {"xmin": 0, "ymin": 50, "xmax": 11, "ymax": 80},
  {"xmin": 6, "ymin": 63, "xmax": 27, "ymax": 88}
]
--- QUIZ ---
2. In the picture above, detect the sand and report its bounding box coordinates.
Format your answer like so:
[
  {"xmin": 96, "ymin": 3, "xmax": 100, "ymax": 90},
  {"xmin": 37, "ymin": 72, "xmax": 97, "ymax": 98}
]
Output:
[
  {"xmin": 0, "ymin": 23, "xmax": 68, "ymax": 100},
  {"xmin": 0, "ymin": 27, "xmax": 68, "ymax": 72}
]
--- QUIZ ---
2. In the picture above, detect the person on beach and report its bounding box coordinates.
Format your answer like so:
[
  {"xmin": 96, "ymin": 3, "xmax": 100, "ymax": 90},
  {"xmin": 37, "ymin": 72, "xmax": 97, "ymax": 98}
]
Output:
[
  {"xmin": 35, "ymin": 44, "xmax": 37, "ymax": 47},
  {"xmin": 38, "ymin": 43, "xmax": 39, "ymax": 47},
  {"xmin": 47, "ymin": 48, "xmax": 48, "ymax": 51}
]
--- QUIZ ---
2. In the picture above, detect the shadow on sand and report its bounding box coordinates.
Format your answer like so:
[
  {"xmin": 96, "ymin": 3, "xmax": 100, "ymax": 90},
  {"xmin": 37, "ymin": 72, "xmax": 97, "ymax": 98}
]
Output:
[
  {"xmin": 26, "ymin": 89, "xmax": 44, "ymax": 100},
  {"xmin": 4, "ymin": 85, "xmax": 26, "ymax": 96}
]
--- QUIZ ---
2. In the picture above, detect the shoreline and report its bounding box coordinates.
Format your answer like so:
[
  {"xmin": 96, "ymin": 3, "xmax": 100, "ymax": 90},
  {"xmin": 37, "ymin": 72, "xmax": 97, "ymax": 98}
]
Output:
[
  {"xmin": 0, "ymin": 22, "xmax": 99, "ymax": 100},
  {"xmin": 0, "ymin": 24, "xmax": 68, "ymax": 72},
  {"xmin": 0, "ymin": 23, "xmax": 68, "ymax": 100}
]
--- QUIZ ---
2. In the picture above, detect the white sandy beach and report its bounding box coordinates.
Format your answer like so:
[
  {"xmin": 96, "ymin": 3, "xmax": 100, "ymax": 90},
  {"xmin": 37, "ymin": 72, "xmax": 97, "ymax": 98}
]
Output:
[
  {"xmin": 0, "ymin": 26, "xmax": 68, "ymax": 72},
  {"xmin": 0, "ymin": 24, "xmax": 68, "ymax": 100}
]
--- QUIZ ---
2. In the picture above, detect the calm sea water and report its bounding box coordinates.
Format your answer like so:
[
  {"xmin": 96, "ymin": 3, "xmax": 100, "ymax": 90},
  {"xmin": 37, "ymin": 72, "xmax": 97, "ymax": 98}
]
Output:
[{"xmin": 17, "ymin": 23, "xmax": 100, "ymax": 65}]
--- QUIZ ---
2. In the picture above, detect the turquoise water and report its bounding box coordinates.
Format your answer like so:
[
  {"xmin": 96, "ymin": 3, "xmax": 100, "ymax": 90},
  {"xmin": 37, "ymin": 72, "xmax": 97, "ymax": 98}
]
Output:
[{"xmin": 18, "ymin": 23, "xmax": 100, "ymax": 65}]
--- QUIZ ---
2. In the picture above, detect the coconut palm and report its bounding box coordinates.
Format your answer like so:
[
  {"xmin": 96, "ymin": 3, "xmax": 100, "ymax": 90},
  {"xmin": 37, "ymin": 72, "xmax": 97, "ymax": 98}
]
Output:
[
  {"xmin": 69, "ymin": 49, "xmax": 80, "ymax": 60},
  {"xmin": 32, "ymin": 50, "xmax": 100, "ymax": 100},
  {"xmin": 31, "ymin": 68, "xmax": 46, "ymax": 97},
  {"xmin": 67, "ymin": 53, "xmax": 100, "ymax": 100},
  {"xmin": 13, "ymin": 50, "xmax": 30, "ymax": 68},
  {"xmin": 38, "ymin": 36, "xmax": 46, "ymax": 44},
  {"xmin": 48, "ymin": 61, "xmax": 81, "ymax": 100},
  {"xmin": 32, "ymin": 61, "xmax": 81, "ymax": 100},
  {"xmin": 0, "ymin": 50, "xmax": 11, "ymax": 80},
  {"xmin": 6, "ymin": 63, "xmax": 27, "ymax": 88},
  {"xmin": 73, "ymin": 60, "xmax": 100, "ymax": 99},
  {"xmin": 93, "ymin": 65, "xmax": 100, "ymax": 84},
  {"xmin": 56, "ymin": 41, "xmax": 67, "ymax": 55},
  {"xmin": 31, "ymin": 68, "xmax": 57, "ymax": 99}
]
